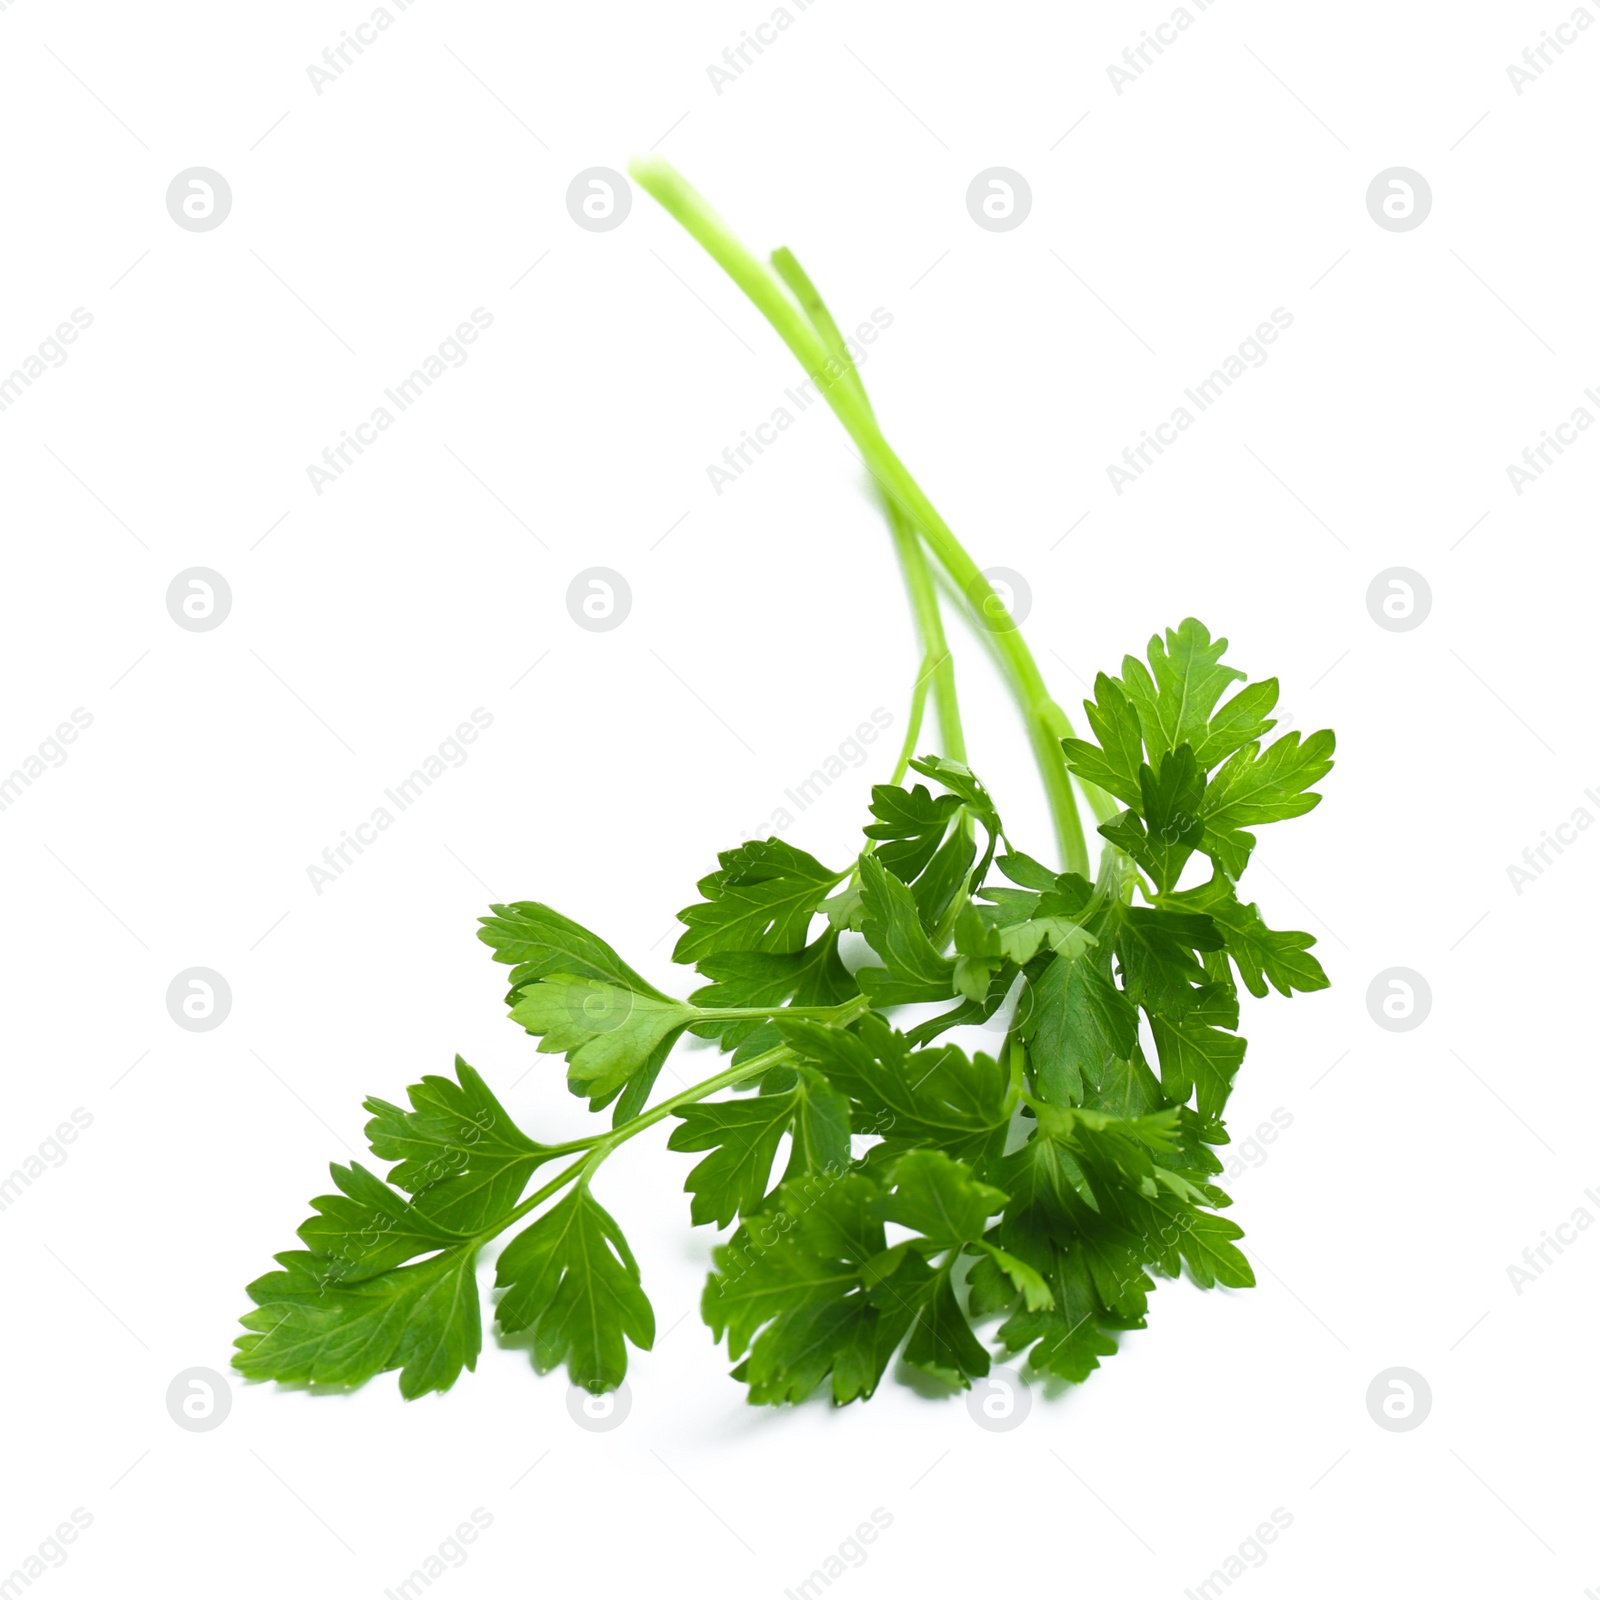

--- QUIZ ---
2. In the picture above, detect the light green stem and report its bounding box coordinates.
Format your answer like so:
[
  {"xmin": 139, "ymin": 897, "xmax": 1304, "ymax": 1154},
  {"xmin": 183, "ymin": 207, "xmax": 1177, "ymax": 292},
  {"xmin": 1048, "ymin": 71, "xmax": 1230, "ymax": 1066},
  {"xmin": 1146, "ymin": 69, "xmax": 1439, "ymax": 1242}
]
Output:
[
  {"xmin": 770, "ymin": 246, "xmax": 965, "ymax": 765},
  {"xmin": 888, "ymin": 652, "xmax": 933, "ymax": 787},
  {"xmin": 693, "ymin": 1001, "xmax": 859, "ymax": 1025},
  {"xmin": 886, "ymin": 504, "xmax": 964, "ymax": 763},
  {"xmin": 631, "ymin": 154, "xmax": 1106, "ymax": 872},
  {"xmin": 579, "ymin": 1042, "xmax": 796, "ymax": 1178},
  {"xmin": 480, "ymin": 1041, "xmax": 800, "ymax": 1244}
]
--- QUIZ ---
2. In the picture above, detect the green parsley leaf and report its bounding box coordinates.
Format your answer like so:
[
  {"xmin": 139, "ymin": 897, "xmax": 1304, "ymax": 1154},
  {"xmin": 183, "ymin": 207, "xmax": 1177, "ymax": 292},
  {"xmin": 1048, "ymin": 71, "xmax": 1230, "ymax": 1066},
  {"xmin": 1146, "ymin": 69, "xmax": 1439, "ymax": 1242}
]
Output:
[
  {"xmin": 1019, "ymin": 938, "xmax": 1139, "ymax": 1107},
  {"xmin": 1165, "ymin": 873, "xmax": 1330, "ymax": 998},
  {"xmin": 978, "ymin": 1243, "xmax": 1056, "ymax": 1312},
  {"xmin": 1173, "ymin": 1208, "xmax": 1255, "ymax": 1289},
  {"xmin": 990, "ymin": 1237, "xmax": 1124, "ymax": 1383},
  {"xmin": 668, "ymin": 1068, "xmax": 851, "ymax": 1227},
  {"xmin": 494, "ymin": 1187, "xmax": 655, "ymax": 1393},
  {"xmin": 1191, "ymin": 677, "xmax": 1281, "ymax": 772},
  {"xmin": 1079, "ymin": 1044, "xmax": 1166, "ymax": 1120},
  {"xmin": 236, "ymin": 1246, "xmax": 483, "ymax": 1399},
  {"xmin": 1119, "ymin": 617, "xmax": 1247, "ymax": 760},
  {"xmin": 863, "ymin": 780, "xmax": 966, "ymax": 922},
  {"xmin": 1147, "ymin": 986, "xmax": 1248, "ymax": 1123},
  {"xmin": 364, "ymin": 1056, "xmax": 555, "ymax": 1233},
  {"xmin": 510, "ymin": 976, "xmax": 697, "ymax": 1103},
  {"xmin": 687, "ymin": 932, "xmax": 857, "ymax": 1060},
  {"xmin": 293, "ymin": 1160, "xmax": 470, "ymax": 1275},
  {"xmin": 705, "ymin": 1170, "xmax": 919, "ymax": 1405},
  {"xmin": 994, "ymin": 851, "xmax": 1067, "ymax": 892},
  {"xmin": 951, "ymin": 901, "xmax": 1091, "ymax": 1005},
  {"xmin": 903, "ymin": 1268, "xmax": 991, "ymax": 1386},
  {"xmin": 1061, "ymin": 672, "xmax": 1147, "ymax": 809},
  {"xmin": 875, "ymin": 1149, "xmax": 1007, "ymax": 1251},
  {"xmin": 779, "ymin": 1015, "xmax": 1011, "ymax": 1163},
  {"xmin": 856, "ymin": 853, "xmax": 956, "ymax": 1004},
  {"xmin": 674, "ymin": 839, "xmax": 843, "ymax": 963},
  {"xmin": 480, "ymin": 901, "xmax": 671, "ymax": 1010},
  {"xmin": 907, "ymin": 754, "xmax": 1001, "ymax": 833},
  {"xmin": 1198, "ymin": 728, "xmax": 1336, "ymax": 879},
  {"xmin": 1109, "ymin": 904, "xmax": 1225, "ymax": 1013},
  {"xmin": 234, "ymin": 1163, "xmax": 482, "ymax": 1398},
  {"xmin": 1097, "ymin": 744, "xmax": 1207, "ymax": 894}
]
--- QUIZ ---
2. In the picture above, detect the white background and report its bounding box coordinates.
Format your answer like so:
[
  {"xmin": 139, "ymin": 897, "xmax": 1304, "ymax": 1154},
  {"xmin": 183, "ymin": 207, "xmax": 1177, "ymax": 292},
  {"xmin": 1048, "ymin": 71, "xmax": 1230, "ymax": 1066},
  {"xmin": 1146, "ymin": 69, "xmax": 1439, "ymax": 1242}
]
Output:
[{"xmin": 2, "ymin": 1, "xmax": 1595, "ymax": 1596}]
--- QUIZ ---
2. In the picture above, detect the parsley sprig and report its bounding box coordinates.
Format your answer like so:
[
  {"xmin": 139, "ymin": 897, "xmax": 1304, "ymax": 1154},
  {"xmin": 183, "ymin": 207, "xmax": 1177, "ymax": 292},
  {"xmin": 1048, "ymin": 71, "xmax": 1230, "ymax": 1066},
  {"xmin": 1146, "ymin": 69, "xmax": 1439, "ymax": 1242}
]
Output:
[{"xmin": 234, "ymin": 160, "xmax": 1335, "ymax": 1405}]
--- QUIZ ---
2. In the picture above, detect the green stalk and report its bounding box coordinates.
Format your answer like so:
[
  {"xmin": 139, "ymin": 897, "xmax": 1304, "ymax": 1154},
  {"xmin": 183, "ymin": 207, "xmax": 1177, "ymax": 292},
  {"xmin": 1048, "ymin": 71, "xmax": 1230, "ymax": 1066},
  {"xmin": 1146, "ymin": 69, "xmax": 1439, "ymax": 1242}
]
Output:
[
  {"xmin": 478, "ymin": 1040, "xmax": 804, "ymax": 1244},
  {"xmin": 884, "ymin": 503, "xmax": 964, "ymax": 763},
  {"xmin": 691, "ymin": 1001, "xmax": 861, "ymax": 1025},
  {"xmin": 887, "ymin": 651, "xmax": 934, "ymax": 787},
  {"xmin": 630, "ymin": 154, "xmax": 1106, "ymax": 872},
  {"xmin": 473, "ymin": 1153, "xmax": 592, "ymax": 1246},
  {"xmin": 577, "ymin": 1041, "xmax": 797, "ymax": 1181},
  {"xmin": 770, "ymin": 247, "xmax": 966, "ymax": 764}
]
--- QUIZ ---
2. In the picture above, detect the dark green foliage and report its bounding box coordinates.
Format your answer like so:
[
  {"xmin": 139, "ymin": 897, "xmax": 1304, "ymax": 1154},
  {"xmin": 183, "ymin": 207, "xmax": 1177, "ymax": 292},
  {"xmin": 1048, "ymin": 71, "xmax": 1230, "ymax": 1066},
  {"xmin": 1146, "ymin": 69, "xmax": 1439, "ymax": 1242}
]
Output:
[{"xmin": 237, "ymin": 621, "xmax": 1331, "ymax": 1405}]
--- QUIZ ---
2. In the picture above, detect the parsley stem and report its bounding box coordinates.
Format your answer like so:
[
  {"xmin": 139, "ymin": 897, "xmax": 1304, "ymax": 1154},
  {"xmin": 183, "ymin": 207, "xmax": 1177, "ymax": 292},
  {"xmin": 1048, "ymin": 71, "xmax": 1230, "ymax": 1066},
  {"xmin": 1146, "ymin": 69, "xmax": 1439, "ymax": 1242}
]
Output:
[
  {"xmin": 575, "ymin": 1040, "xmax": 812, "ymax": 1188},
  {"xmin": 482, "ymin": 1043, "xmax": 806, "ymax": 1242},
  {"xmin": 695, "ymin": 1002, "xmax": 861, "ymax": 1023},
  {"xmin": 474, "ymin": 1153, "xmax": 591, "ymax": 1246},
  {"xmin": 888, "ymin": 650, "xmax": 934, "ymax": 787},
  {"xmin": 600, "ymin": 1040, "xmax": 796, "ymax": 1145},
  {"xmin": 770, "ymin": 246, "xmax": 966, "ymax": 764},
  {"xmin": 886, "ymin": 503, "xmax": 965, "ymax": 761},
  {"xmin": 498, "ymin": 1000, "xmax": 870, "ymax": 1219},
  {"xmin": 630, "ymin": 155, "xmax": 1105, "ymax": 872}
]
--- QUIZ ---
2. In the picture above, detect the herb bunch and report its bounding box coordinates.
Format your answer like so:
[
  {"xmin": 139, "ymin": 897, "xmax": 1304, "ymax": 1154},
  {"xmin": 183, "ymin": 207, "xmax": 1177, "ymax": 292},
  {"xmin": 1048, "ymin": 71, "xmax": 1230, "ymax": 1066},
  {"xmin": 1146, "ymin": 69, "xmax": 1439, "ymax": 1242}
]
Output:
[{"xmin": 234, "ymin": 160, "xmax": 1335, "ymax": 1406}]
